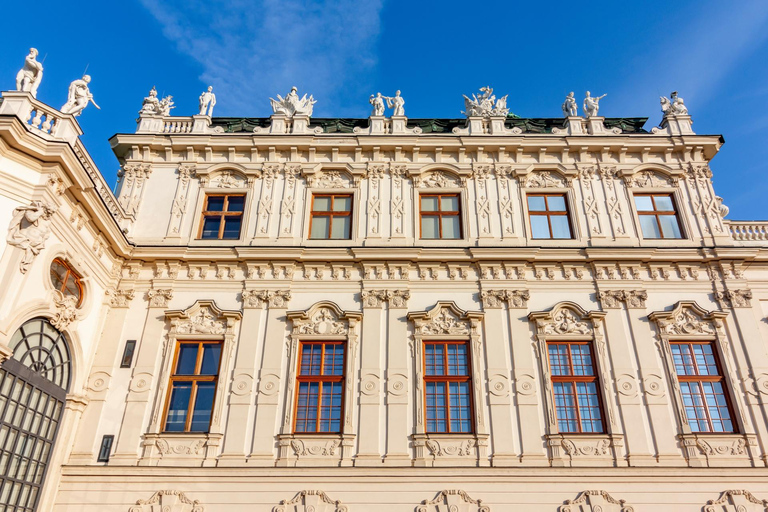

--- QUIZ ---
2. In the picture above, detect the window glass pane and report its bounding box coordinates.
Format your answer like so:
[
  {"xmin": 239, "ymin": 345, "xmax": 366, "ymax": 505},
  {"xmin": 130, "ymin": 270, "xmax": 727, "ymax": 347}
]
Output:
[
  {"xmin": 310, "ymin": 215, "xmax": 329, "ymax": 239},
  {"xmin": 547, "ymin": 195, "xmax": 567, "ymax": 211},
  {"xmin": 226, "ymin": 195, "xmax": 245, "ymax": 212},
  {"xmin": 576, "ymin": 381, "xmax": 603, "ymax": 433},
  {"xmin": 200, "ymin": 344, "xmax": 221, "ymax": 375},
  {"xmin": 206, "ymin": 196, "xmax": 225, "ymax": 212},
  {"xmin": 50, "ymin": 263, "xmax": 67, "ymax": 290},
  {"xmin": 441, "ymin": 215, "xmax": 461, "ymax": 239},
  {"xmin": 553, "ymin": 382, "xmax": 578, "ymax": 433},
  {"xmin": 222, "ymin": 216, "xmax": 242, "ymax": 239},
  {"xmin": 659, "ymin": 214, "xmax": 682, "ymax": 238},
  {"xmin": 425, "ymin": 381, "xmax": 447, "ymax": 433},
  {"xmin": 333, "ymin": 196, "xmax": 351, "ymax": 212},
  {"xmin": 447, "ymin": 344, "xmax": 468, "ymax": 375},
  {"xmin": 63, "ymin": 278, "xmax": 80, "ymax": 300},
  {"xmin": 440, "ymin": 195, "xmax": 458, "ymax": 212},
  {"xmin": 421, "ymin": 216, "xmax": 439, "ymax": 239},
  {"xmin": 331, "ymin": 216, "xmax": 351, "ymax": 239},
  {"xmin": 176, "ymin": 344, "xmax": 199, "ymax": 375},
  {"xmin": 200, "ymin": 216, "xmax": 221, "ymax": 239},
  {"xmin": 654, "ymin": 195, "xmax": 675, "ymax": 211},
  {"xmin": 421, "ymin": 196, "xmax": 438, "ymax": 212},
  {"xmin": 530, "ymin": 215, "xmax": 551, "ymax": 239},
  {"xmin": 300, "ymin": 344, "xmax": 322, "ymax": 375},
  {"xmin": 527, "ymin": 196, "xmax": 546, "ymax": 211},
  {"xmin": 295, "ymin": 382, "xmax": 319, "ymax": 433},
  {"xmin": 449, "ymin": 381, "xmax": 472, "ymax": 433},
  {"xmin": 313, "ymin": 196, "xmax": 331, "ymax": 212},
  {"xmin": 425, "ymin": 344, "xmax": 445, "ymax": 376},
  {"xmin": 550, "ymin": 216, "xmax": 572, "ymax": 239},
  {"xmin": 165, "ymin": 382, "xmax": 191, "ymax": 431},
  {"xmin": 639, "ymin": 215, "xmax": 662, "ymax": 238},
  {"xmin": 322, "ymin": 344, "xmax": 345, "ymax": 376},
  {"xmin": 189, "ymin": 382, "xmax": 215, "ymax": 432},
  {"xmin": 634, "ymin": 195, "xmax": 654, "ymax": 211}
]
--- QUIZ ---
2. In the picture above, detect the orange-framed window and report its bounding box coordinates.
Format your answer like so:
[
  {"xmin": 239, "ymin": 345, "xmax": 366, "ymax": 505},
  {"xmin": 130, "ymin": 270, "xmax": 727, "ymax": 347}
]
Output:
[
  {"xmin": 423, "ymin": 341, "xmax": 473, "ymax": 433},
  {"xmin": 634, "ymin": 193, "xmax": 683, "ymax": 239},
  {"xmin": 163, "ymin": 341, "xmax": 222, "ymax": 432},
  {"xmin": 670, "ymin": 341, "xmax": 736, "ymax": 433},
  {"xmin": 547, "ymin": 341, "xmax": 605, "ymax": 433},
  {"xmin": 420, "ymin": 193, "xmax": 461, "ymax": 239},
  {"xmin": 309, "ymin": 194, "xmax": 353, "ymax": 240},
  {"xmin": 527, "ymin": 193, "xmax": 573, "ymax": 239},
  {"xmin": 50, "ymin": 258, "xmax": 83, "ymax": 306},
  {"xmin": 198, "ymin": 194, "xmax": 245, "ymax": 240},
  {"xmin": 294, "ymin": 341, "xmax": 345, "ymax": 433}
]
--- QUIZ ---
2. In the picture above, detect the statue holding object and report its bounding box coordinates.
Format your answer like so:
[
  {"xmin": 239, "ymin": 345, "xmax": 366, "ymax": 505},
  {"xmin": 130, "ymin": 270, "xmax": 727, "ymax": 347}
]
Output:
[
  {"xmin": 369, "ymin": 92, "xmax": 385, "ymax": 116},
  {"xmin": 385, "ymin": 90, "xmax": 405, "ymax": 117},
  {"xmin": 16, "ymin": 48, "xmax": 44, "ymax": 98},
  {"xmin": 61, "ymin": 75, "xmax": 100, "ymax": 117},
  {"xmin": 583, "ymin": 91, "xmax": 606, "ymax": 118},
  {"xmin": 462, "ymin": 86, "xmax": 509, "ymax": 118},
  {"xmin": 270, "ymin": 86, "xmax": 316, "ymax": 117},
  {"xmin": 660, "ymin": 91, "xmax": 688, "ymax": 116},
  {"xmin": 562, "ymin": 91, "xmax": 578, "ymax": 117}
]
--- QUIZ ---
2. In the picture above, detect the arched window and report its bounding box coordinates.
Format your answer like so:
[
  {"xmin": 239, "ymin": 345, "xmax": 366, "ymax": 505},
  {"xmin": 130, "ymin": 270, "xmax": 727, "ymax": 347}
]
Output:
[
  {"xmin": 0, "ymin": 318, "xmax": 72, "ymax": 511},
  {"xmin": 49, "ymin": 259, "xmax": 83, "ymax": 307}
]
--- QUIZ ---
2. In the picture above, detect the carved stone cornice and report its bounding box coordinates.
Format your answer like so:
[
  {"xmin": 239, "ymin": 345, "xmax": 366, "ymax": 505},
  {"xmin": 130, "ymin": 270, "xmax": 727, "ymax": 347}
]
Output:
[
  {"xmin": 105, "ymin": 288, "xmax": 135, "ymax": 308},
  {"xmin": 242, "ymin": 289, "xmax": 292, "ymax": 309},
  {"xmin": 146, "ymin": 288, "xmax": 173, "ymax": 308}
]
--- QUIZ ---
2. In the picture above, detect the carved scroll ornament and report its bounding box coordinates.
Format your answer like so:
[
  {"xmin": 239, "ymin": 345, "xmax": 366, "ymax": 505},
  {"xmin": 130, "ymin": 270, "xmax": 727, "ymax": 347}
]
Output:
[{"xmin": 129, "ymin": 490, "xmax": 203, "ymax": 512}]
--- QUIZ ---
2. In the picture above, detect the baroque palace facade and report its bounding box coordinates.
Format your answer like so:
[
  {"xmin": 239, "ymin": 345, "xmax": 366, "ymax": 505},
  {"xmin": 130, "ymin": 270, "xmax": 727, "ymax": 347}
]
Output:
[{"xmin": 1, "ymin": 74, "xmax": 768, "ymax": 512}]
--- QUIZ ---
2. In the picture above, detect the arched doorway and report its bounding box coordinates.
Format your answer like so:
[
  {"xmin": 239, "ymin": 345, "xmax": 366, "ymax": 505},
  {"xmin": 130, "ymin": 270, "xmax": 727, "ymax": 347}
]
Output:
[{"xmin": 0, "ymin": 318, "xmax": 71, "ymax": 511}]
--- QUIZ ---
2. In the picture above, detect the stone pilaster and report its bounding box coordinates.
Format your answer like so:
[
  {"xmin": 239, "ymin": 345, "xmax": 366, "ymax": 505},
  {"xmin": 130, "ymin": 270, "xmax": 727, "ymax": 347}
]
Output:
[
  {"xmin": 356, "ymin": 290, "xmax": 386, "ymax": 464},
  {"xmin": 383, "ymin": 290, "xmax": 411, "ymax": 465}
]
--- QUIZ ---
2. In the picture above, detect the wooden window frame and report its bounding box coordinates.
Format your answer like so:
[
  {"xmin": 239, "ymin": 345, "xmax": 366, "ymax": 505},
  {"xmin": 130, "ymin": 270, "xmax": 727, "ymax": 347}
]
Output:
[
  {"xmin": 422, "ymin": 340, "xmax": 475, "ymax": 434},
  {"xmin": 547, "ymin": 340, "xmax": 606, "ymax": 434},
  {"xmin": 634, "ymin": 193, "xmax": 684, "ymax": 239},
  {"xmin": 308, "ymin": 193, "xmax": 353, "ymax": 240},
  {"xmin": 197, "ymin": 193, "xmax": 245, "ymax": 240},
  {"xmin": 670, "ymin": 340, "xmax": 737, "ymax": 434},
  {"xmin": 419, "ymin": 193, "xmax": 462, "ymax": 240},
  {"xmin": 50, "ymin": 258, "xmax": 84, "ymax": 307},
  {"xmin": 293, "ymin": 340, "xmax": 346, "ymax": 434},
  {"xmin": 162, "ymin": 340, "xmax": 222, "ymax": 433},
  {"xmin": 526, "ymin": 193, "xmax": 574, "ymax": 240}
]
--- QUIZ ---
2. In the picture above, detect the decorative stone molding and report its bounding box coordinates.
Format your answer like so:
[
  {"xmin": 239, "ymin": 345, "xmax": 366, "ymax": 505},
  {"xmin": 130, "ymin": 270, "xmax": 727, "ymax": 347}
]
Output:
[
  {"xmin": 622, "ymin": 169, "xmax": 677, "ymax": 188},
  {"xmin": 529, "ymin": 302, "xmax": 603, "ymax": 336},
  {"xmin": 290, "ymin": 438, "xmax": 341, "ymax": 457},
  {"xmin": 409, "ymin": 302, "xmax": 481, "ymax": 336},
  {"xmin": 361, "ymin": 289, "xmax": 410, "ymax": 308},
  {"xmin": 259, "ymin": 290, "xmax": 292, "ymax": 308},
  {"xmin": 288, "ymin": 302, "xmax": 359, "ymax": 336},
  {"xmin": 413, "ymin": 169, "xmax": 464, "ymax": 189},
  {"xmin": 416, "ymin": 490, "xmax": 490, "ymax": 512},
  {"xmin": 117, "ymin": 163, "xmax": 152, "ymax": 215},
  {"xmin": 704, "ymin": 490, "xmax": 768, "ymax": 512},
  {"xmin": 146, "ymin": 288, "xmax": 173, "ymax": 308},
  {"xmin": 425, "ymin": 438, "xmax": 476, "ymax": 457},
  {"xmin": 166, "ymin": 300, "xmax": 241, "ymax": 336},
  {"xmin": 156, "ymin": 437, "xmax": 206, "ymax": 456},
  {"xmin": 273, "ymin": 490, "xmax": 348, "ymax": 512},
  {"xmin": 548, "ymin": 434, "xmax": 623, "ymax": 467},
  {"xmin": 105, "ymin": 288, "xmax": 135, "ymax": 308},
  {"xmin": 7, "ymin": 199, "xmax": 57, "ymax": 274},
  {"xmin": 51, "ymin": 291, "xmax": 79, "ymax": 330},
  {"xmin": 678, "ymin": 433, "xmax": 757, "ymax": 467},
  {"xmin": 598, "ymin": 290, "xmax": 648, "ymax": 309},
  {"xmin": 716, "ymin": 289, "xmax": 753, "ymax": 308},
  {"xmin": 522, "ymin": 170, "xmax": 567, "ymax": 188},
  {"xmin": 649, "ymin": 301, "xmax": 724, "ymax": 337},
  {"xmin": 129, "ymin": 490, "xmax": 203, "ymax": 512},
  {"xmin": 560, "ymin": 490, "xmax": 634, "ymax": 512},
  {"xmin": 480, "ymin": 289, "xmax": 530, "ymax": 309}
]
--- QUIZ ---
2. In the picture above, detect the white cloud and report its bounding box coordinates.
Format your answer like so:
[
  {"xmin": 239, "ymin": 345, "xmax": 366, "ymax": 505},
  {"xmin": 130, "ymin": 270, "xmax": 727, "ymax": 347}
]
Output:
[{"xmin": 140, "ymin": 0, "xmax": 384, "ymax": 116}]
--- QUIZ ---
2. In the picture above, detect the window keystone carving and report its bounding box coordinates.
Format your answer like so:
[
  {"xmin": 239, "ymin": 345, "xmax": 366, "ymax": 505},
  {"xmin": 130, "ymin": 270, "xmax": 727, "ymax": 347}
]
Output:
[
  {"xmin": 129, "ymin": 490, "xmax": 203, "ymax": 512},
  {"xmin": 530, "ymin": 303, "xmax": 603, "ymax": 336},
  {"xmin": 705, "ymin": 490, "xmax": 768, "ymax": 512},
  {"xmin": 273, "ymin": 490, "xmax": 348, "ymax": 512},
  {"xmin": 623, "ymin": 169, "xmax": 676, "ymax": 188},
  {"xmin": 416, "ymin": 490, "xmax": 490, "ymax": 512},
  {"xmin": 560, "ymin": 490, "xmax": 634, "ymax": 512}
]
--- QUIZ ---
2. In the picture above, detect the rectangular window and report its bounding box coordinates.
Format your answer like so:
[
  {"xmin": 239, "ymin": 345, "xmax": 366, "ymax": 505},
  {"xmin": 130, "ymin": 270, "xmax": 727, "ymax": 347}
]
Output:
[
  {"xmin": 309, "ymin": 194, "xmax": 353, "ymax": 240},
  {"xmin": 120, "ymin": 340, "xmax": 137, "ymax": 368},
  {"xmin": 97, "ymin": 435, "xmax": 114, "ymax": 462},
  {"xmin": 527, "ymin": 194, "xmax": 573, "ymax": 239},
  {"xmin": 547, "ymin": 341, "xmax": 604, "ymax": 433},
  {"xmin": 163, "ymin": 341, "xmax": 222, "ymax": 433},
  {"xmin": 670, "ymin": 341, "xmax": 735, "ymax": 433},
  {"xmin": 198, "ymin": 194, "xmax": 245, "ymax": 240},
  {"xmin": 634, "ymin": 193, "xmax": 683, "ymax": 239},
  {"xmin": 420, "ymin": 194, "xmax": 462, "ymax": 239},
  {"xmin": 294, "ymin": 341, "xmax": 345, "ymax": 433},
  {"xmin": 423, "ymin": 341, "xmax": 473, "ymax": 433}
]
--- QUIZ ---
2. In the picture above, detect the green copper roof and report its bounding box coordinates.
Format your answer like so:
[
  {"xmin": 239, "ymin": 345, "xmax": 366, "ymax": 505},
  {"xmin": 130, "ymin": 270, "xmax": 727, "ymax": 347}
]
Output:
[{"xmin": 210, "ymin": 117, "xmax": 649, "ymax": 134}]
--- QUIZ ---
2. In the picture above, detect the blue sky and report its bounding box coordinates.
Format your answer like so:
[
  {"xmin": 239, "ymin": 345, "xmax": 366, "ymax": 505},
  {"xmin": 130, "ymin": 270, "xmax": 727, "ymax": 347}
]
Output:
[{"xmin": 1, "ymin": 0, "xmax": 768, "ymax": 219}]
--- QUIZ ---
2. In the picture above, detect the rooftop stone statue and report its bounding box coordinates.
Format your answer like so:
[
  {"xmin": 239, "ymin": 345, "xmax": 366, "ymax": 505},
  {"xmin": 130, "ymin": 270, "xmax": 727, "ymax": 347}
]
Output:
[
  {"xmin": 660, "ymin": 91, "xmax": 688, "ymax": 116},
  {"xmin": 462, "ymin": 86, "xmax": 509, "ymax": 118},
  {"xmin": 583, "ymin": 91, "xmax": 606, "ymax": 118},
  {"xmin": 60, "ymin": 75, "xmax": 100, "ymax": 117},
  {"xmin": 15, "ymin": 48, "xmax": 44, "ymax": 98},
  {"xmin": 562, "ymin": 92, "xmax": 578, "ymax": 117},
  {"xmin": 199, "ymin": 86, "xmax": 216, "ymax": 116},
  {"xmin": 270, "ymin": 87, "xmax": 316, "ymax": 117}
]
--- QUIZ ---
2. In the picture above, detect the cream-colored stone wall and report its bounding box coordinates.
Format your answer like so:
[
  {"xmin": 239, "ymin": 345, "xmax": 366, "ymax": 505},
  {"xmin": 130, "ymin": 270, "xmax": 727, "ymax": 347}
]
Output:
[{"xmin": 2, "ymin": 95, "xmax": 768, "ymax": 511}]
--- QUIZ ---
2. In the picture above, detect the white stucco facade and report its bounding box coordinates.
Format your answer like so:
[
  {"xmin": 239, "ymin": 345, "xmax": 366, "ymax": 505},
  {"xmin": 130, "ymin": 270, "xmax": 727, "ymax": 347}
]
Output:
[{"xmin": 1, "ymin": 90, "xmax": 768, "ymax": 511}]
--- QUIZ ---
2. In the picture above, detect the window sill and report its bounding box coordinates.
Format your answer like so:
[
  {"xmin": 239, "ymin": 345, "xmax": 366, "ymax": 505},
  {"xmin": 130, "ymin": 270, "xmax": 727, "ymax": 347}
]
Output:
[
  {"xmin": 679, "ymin": 432, "xmax": 758, "ymax": 467},
  {"xmin": 412, "ymin": 432, "xmax": 489, "ymax": 467},
  {"xmin": 546, "ymin": 433, "xmax": 624, "ymax": 467},
  {"xmin": 276, "ymin": 433, "xmax": 355, "ymax": 467}
]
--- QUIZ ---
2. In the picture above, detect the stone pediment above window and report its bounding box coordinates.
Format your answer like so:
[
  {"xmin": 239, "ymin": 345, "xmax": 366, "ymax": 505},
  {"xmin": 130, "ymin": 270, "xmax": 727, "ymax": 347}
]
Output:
[
  {"xmin": 165, "ymin": 300, "xmax": 242, "ymax": 337},
  {"xmin": 407, "ymin": 301, "xmax": 483, "ymax": 337},
  {"xmin": 417, "ymin": 490, "xmax": 491, "ymax": 512},
  {"xmin": 287, "ymin": 301, "xmax": 362, "ymax": 337},
  {"xmin": 195, "ymin": 163, "xmax": 260, "ymax": 188},
  {"xmin": 513, "ymin": 164, "xmax": 576, "ymax": 189},
  {"xmin": 620, "ymin": 166, "xmax": 681, "ymax": 189},
  {"xmin": 649, "ymin": 301, "xmax": 727, "ymax": 338},
  {"xmin": 273, "ymin": 490, "xmax": 348, "ymax": 512},
  {"xmin": 409, "ymin": 165, "xmax": 470, "ymax": 189},
  {"xmin": 303, "ymin": 164, "xmax": 363, "ymax": 188},
  {"xmin": 528, "ymin": 301, "xmax": 605, "ymax": 337},
  {"xmin": 560, "ymin": 490, "xmax": 634, "ymax": 512}
]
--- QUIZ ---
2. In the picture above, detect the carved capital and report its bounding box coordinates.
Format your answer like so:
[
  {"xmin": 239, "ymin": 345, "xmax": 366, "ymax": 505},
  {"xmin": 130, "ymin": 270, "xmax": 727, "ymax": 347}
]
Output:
[
  {"xmin": 717, "ymin": 289, "xmax": 753, "ymax": 308},
  {"xmin": 598, "ymin": 290, "xmax": 647, "ymax": 309},
  {"xmin": 481, "ymin": 289, "xmax": 529, "ymax": 309},
  {"xmin": 146, "ymin": 289, "xmax": 173, "ymax": 308},
  {"xmin": 105, "ymin": 288, "xmax": 135, "ymax": 308},
  {"xmin": 361, "ymin": 290, "xmax": 387, "ymax": 308}
]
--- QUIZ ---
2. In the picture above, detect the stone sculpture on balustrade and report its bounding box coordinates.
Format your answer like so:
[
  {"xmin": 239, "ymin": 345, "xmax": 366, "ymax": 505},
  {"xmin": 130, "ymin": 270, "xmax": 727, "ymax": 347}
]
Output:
[
  {"xmin": 270, "ymin": 86, "xmax": 316, "ymax": 117},
  {"xmin": 60, "ymin": 75, "xmax": 100, "ymax": 117},
  {"xmin": 462, "ymin": 86, "xmax": 509, "ymax": 117},
  {"xmin": 139, "ymin": 87, "xmax": 175, "ymax": 116},
  {"xmin": 198, "ymin": 86, "xmax": 216, "ymax": 116},
  {"xmin": 660, "ymin": 91, "xmax": 688, "ymax": 116},
  {"xmin": 386, "ymin": 90, "xmax": 405, "ymax": 116},
  {"xmin": 562, "ymin": 91, "xmax": 578, "ymax": 117},
  {"xmin": 369, "ymin": 92, "xmax": 385, "ymax": 116},
  {"xmin": 16, "ymin": 48, "xmax": 44, "ymax": 98},
  {"xmin": 583, "ymin": 91, "xmax": 606, "ymax": 118}
]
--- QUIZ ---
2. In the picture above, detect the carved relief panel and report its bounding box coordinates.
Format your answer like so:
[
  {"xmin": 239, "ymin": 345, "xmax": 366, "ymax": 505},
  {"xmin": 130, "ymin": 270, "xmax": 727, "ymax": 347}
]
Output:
[
  {"xmin": 416, "ymin": 489, "xmax": 490, "ymax": 512},
  {"xmin": 273, "ymin": 490, "xmax": 348, "ymax": 512}
]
